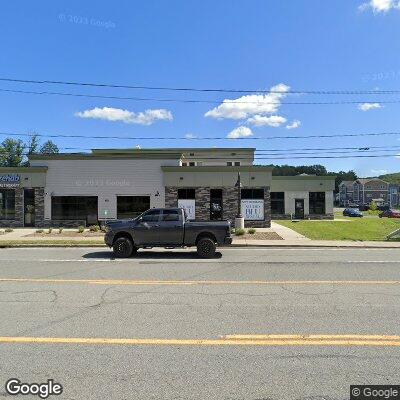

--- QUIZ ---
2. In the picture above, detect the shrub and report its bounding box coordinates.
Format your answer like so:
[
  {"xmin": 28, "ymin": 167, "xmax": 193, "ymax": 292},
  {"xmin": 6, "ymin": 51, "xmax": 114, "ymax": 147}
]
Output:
[
  {"xmin": 47, "ymin": 228, "xmax": 53, "ymax": 234},
  {"xmin": 78, "ymin": 226, "xmax": 85, "ymax": 233},
  {"xmin": 235, "ymin": 228, "xmax": 245, "ymax": 236},
  {"xmin": 0, "ymin": 230, "xmax": 5, "ymax": 235},
  {"xmin": 58, "ymin": 227, "xmax": 63, "ymax": 234},
  {"xmin": 248, "ymin": 228, "xmax": 256, "ymax": 234},
  {"xmin": 36, "ymin": 229, "xmax": 44, "ymax": 233},
  {"xmin": 369, "ymin": 201, "xmax": 378, "ymax": 211},
  {"xmin": 4, "ymin": 228, "xmax": 13, "ymax": 233},
  {"xmin": 88, "ymin": 225, "xmax": 99, "ymax": 232}
]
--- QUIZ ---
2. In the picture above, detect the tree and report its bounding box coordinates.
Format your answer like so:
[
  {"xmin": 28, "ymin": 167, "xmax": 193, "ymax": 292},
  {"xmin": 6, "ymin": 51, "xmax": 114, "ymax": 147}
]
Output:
[
  {"xmin": 40, "ymin": 140, "xmax": 59, "ymax": 154},
  {"xmin": 26, "ymin": 133, "xmax": 40, "ymax": 155},
  {"xmin": 0, "ymin": 138, "xmax": 25, "ymax": 167}
]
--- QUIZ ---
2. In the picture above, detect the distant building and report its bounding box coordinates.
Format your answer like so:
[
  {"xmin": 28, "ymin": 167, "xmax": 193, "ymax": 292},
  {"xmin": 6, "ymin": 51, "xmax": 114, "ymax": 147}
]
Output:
[
  {"xmin": 353, "ymin": 178, "xmax": 389, "ymax": 205},
  {"xmin": 338, "ymin": 181, "xmax": 354, "ymax": 206}
]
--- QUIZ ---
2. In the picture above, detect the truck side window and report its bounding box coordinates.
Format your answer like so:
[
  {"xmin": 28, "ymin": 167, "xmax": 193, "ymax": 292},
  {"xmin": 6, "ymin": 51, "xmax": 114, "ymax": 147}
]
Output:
[
  {"xmin": 162, "ymin": 210, "xmax": 179, "ymax": 222},
  {"xmin": 141, "ymin": 209, "xmax": 161, "ymax": 222}
]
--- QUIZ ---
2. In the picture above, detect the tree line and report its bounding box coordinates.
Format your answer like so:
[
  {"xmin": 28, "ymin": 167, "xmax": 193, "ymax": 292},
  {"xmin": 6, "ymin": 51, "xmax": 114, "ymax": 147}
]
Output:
[
  {"xmin": 266, "ymin": 164, "xmax": 358, "ymax": 192},
  {"xmin": 0, "ymin": 134, "xmax": 59, "ymax": 167}
]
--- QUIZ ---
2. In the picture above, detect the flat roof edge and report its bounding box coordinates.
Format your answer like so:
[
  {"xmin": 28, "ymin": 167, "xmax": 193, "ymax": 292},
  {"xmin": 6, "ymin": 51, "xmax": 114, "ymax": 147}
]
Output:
[
  {"xmin": 162, "ymin": 166, "xmax": 273, "ymax": 172},
  {"xmin": 272, "ymin": 175, "xmax": 336, "ymax": 180},
  {"xmin": 0, "ymin": 167, "xmax": 48, "ymax": 172}
]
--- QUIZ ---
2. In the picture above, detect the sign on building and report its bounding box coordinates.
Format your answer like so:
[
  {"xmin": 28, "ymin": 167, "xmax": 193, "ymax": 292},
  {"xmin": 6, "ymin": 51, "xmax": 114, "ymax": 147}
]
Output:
[
  {"xmin": 241, "ymin": 199, "xmax": 264, "ymax": 220},
  {"xmin": 178, "ymin": 199, "xmax": 195, "ymax": 220},
  {"xmin": 0, "ymin": 174, "xmax": 20, "ymax": 188}
]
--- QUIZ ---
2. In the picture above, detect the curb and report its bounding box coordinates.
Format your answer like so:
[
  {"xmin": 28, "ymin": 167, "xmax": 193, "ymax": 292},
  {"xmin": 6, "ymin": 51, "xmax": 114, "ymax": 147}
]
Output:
[{"xmin": 0, "ymin": 242, "xmax": 398, "ymax": 249}]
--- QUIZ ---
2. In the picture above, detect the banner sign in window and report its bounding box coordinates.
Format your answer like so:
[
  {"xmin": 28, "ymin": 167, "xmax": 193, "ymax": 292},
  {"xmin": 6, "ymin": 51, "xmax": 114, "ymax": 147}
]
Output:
[
  {"xmin": 0, "ymin": 174, "xmax": 20, "ymax": 188},
  {"xmin": 178, "ymin": 199, "xmax": 195, "ymax": 220},
  {"xmin": 241, "ymin": 199, "xmax": 264, "ymax": 220}
]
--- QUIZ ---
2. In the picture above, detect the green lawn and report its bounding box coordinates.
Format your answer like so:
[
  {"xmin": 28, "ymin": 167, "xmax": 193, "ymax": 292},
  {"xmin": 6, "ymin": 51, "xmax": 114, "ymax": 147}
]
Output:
[{"xmin": 276, "ymin": 217, "xmax": 400, "ymax": 241}]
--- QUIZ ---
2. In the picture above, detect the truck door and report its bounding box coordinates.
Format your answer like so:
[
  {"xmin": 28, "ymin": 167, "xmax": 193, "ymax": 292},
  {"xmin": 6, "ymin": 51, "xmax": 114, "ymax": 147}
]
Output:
[
  {"xmin": 158, "ymin": 209, "xmax": 184, "ymax": 245},
  {"xmin": 134, "ymin": 209, "xmax": 161, "ymax": 245}
]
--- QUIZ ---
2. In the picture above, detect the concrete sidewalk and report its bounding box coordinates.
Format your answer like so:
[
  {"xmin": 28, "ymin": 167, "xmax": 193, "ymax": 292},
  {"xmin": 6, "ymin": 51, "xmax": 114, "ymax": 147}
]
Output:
[{"xmin": 1, "ymin": 227, "xmax": 399, "ymax": 248}]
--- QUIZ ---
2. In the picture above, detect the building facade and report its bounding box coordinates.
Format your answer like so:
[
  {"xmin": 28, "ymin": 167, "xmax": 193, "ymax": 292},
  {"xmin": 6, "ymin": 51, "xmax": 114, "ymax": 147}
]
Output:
[
  {"xmin": 338, "ymin": 181, "xmax": 354, "ymax": 206},
  {"xmin": 0, "ymin": 148, "xmax": 335, "ymax": 228},
  {"xmin": 353, "ymin": 178, "xmax": 389, "ymax": 205}
]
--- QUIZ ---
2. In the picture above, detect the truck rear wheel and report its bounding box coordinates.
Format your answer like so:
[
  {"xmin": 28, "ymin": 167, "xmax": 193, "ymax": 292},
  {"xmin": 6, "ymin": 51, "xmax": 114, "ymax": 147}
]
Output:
[
  {"xmin": 196, "ymin": 237, "xmax": 216, "ymax": 258},
  {"xmin": 113, "ymin": 237, "xmax": 134, "ymax": 258}
]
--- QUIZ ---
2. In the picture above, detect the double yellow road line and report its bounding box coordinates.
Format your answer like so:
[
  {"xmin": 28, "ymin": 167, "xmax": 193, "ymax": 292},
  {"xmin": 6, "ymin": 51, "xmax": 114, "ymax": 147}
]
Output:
[{"xmin": 1, "ymin": 334, "xmax": 399, "ymax": 347}]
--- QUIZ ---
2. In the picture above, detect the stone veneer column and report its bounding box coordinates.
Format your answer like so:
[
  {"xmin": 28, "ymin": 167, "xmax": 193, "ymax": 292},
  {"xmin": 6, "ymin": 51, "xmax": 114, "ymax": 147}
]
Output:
[
  {"xmin": 195, "ymin": 187, "xmax": 210, "ymax": 220},
  {"xmin": 165, "ymin": 187, "xmax": 178, "ymax": 208},
  {"xmin": 223, "ymin": 187, "xmax": 239, "ymax": 223},
  {"xmin": 34, "ymin": 188, "xmax": 45, "ymax": 227}
]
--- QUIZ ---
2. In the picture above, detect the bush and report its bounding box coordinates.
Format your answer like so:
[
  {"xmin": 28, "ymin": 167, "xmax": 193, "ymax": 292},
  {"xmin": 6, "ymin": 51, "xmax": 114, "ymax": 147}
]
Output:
[
  {"xmin": 58, "ymin": 227, "xmax": 63, "ymax": 234},
  {"xmin": 235, "ymin": 228, "xmax": 245, "ymax": 236},
  {"xmin": 78, "ymin": 226, "xmax": 85, "ymax": 233},
  {"xmin": 36, "ymin": 229, "xmax": 44, "ymax": 233},
  {"xmin": 88, "ymin": 225, "xmax": 99, "ymax": 232},
  {"xmin": 47, "ymin": 228, "xmax": 53, "ymax": 234},
  {"xmin": 369, "ymin": 201, "xmax": 378, "ymax": 211},
  {"xmin": 368, "ymin": 209, "xmax": 380, "ymax": 216},
  {"xmin": 247, "ymin": 228, "xmax": 256, "ymax": 234},
  {"xmin": 4, "ymin": 228, "xmax": 13, "ymax": 233},
  {"xmin": 0, "ymin": 230, "xmax": 5, "ymax": 235}
]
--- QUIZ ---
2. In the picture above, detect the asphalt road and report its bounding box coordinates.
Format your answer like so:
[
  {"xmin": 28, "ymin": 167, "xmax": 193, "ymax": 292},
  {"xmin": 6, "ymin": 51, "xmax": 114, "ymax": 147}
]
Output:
[{"xmin": 0, "ymin": 247, "xmax": 399, "ymax": 400}]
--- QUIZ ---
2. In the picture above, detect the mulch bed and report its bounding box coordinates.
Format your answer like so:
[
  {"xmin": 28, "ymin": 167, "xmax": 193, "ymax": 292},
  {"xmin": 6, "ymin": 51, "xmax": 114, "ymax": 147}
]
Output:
[
  {"xmin": 238, "ymin": 232, "xmax": 283, "ymax": 240},
  {"xmin": 25, "ymin": 232, "xmax": 105, "ymax": 238}
]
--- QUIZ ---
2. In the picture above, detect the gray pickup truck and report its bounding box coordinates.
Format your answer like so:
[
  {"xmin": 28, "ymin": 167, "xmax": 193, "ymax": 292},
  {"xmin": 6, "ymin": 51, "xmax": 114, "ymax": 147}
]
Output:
[{"xmin": 104, "ymin": 208, "xmax": 232, "ymax": 258}]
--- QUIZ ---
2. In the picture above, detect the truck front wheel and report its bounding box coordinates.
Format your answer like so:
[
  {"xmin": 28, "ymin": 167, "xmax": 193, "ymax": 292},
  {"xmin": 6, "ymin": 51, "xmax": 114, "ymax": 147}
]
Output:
[
  {"xmin": 113, "ymin": 237, "xmax": 134, "ymax": 258},
  {"xmin": 196, "ymin": 237, "xmax": 216, "ymax": 258}
]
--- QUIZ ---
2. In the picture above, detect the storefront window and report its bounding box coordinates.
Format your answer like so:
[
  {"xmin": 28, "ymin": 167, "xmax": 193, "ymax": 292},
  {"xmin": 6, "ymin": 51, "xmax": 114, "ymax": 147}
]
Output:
[
  {"xmin": 241, "ymin": 188, "xmax": 264, "ymax": 199},
  {"xmin": 52, "ymin": 196, "xmax": 98, "ymax": 223},
  {"xmin": 117, "ymin": 196, "xmax": 150, "ymax": 219},
  {"xmin": 0, "ymin": 189, "xmax": 16, "ymax": 220},
  {"xmin": 241, "ymin": 188, "xmax": 264, "ymax": 221},
  {"xmin": 271, "ymin": 192, "xmax": 285, "ymax": 214},
  {"xmin": 178, "ymin": 189, "xmax": 195, "ymax": 199},
  {"xmin": 309, "ymin": 192, "xmax": 325, "ymax": 214}
]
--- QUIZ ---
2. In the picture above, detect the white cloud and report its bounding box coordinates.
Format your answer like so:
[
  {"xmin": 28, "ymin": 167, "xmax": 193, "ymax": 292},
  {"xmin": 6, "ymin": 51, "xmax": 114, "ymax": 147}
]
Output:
[
  {"xmin": 185, "ymin": 133, "xmax": 198, "ymax": 139},
  {"xmin": 76, "ymin": 107, "xmax": 173, "ymax": 125},
  {"xmin": 286, "ymin": 119, "xmax": 301, "ymax": 129},
  {"xmin": 358, "ymin": 102, "xmax": 383, "ymax": 111},
  {"xmin": 359, "ymin": 0, "xmax": 400, "ymax": 12},
  {"xmin": 370, "ymin": 168, "xmax": 388, "ymax": 175},
  {"xmin": 247, "ymin": 115, "xmax": 287, "ymax": 127},
  {"xmin": 205, "ymin": 83, "xmax": 290, "ymax": 120},
  {"xmin": 227, "ymin": 126, "xmax": 253, "ymax": 139}
]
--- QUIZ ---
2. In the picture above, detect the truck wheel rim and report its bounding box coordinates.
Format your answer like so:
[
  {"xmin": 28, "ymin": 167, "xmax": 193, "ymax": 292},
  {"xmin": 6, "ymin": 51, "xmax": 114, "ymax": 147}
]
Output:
[{"xmin": 200, "ymin": 241, "xmax": 212, "ymax": 253}]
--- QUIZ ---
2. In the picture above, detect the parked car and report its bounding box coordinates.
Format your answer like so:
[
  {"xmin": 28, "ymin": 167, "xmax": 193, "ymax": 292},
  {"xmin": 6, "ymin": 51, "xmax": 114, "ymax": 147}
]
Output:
[
  {"xmin": 104, "ymin": 208, "xmax": 232, "ymax": 258},
  {"xmin": 358, "ymin": 203, "xmax": 370, "ymax": 211},
  {"xmin": 377, "ymin": 203, "xmax": 390, "ymax": 212},
  {"xmin": 379, "ymin": 209, "xmax": 400, "ymax": 218},
  {"xmin": 343, "ymin": 208, "xmax": 363, "ymax": 217}
]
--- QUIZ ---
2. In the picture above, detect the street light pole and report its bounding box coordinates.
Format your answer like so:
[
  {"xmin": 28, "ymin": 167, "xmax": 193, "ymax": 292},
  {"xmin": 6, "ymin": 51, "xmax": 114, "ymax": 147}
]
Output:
[
  {"xmin": 235, "ymin": 171, "xmax": 242, "ymax": 218},
  {"xmin": 234, "ymin": 172, "xmax": 244, "ymax": 229}
]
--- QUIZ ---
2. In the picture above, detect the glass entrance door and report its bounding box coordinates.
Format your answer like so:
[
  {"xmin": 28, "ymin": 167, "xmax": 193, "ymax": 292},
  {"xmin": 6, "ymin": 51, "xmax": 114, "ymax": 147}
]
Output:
[
  {"xmin": 210, "ymin": 189, "xmax": 223, "ymax": 220},
  {"xmin": 24, "ymin": 189, "xmax": 35, "ymax": 227},
  {"xmin": 294, "ymin": 199, "xmax": 305, "ymax": 219}
]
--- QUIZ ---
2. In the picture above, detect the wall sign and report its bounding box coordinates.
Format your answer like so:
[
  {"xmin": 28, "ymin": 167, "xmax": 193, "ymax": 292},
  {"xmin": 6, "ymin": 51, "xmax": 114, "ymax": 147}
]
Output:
[
  {"xmin": 241, "ymin": 199, "xmax": 264, "ymax": 220},
  {"xmin": 178, "ymin": 199, "xmax": 195, "ymax": 220},
  {"xmin": 0, "ymin": 174, "xmax": 20, "ymax": 188}
]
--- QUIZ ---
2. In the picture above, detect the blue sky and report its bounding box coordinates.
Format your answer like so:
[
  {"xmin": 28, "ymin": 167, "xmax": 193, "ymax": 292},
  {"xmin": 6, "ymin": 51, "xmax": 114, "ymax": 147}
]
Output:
[{"xmin": 1, "ymin": 0, "xmax": 400, "ymax": 176}]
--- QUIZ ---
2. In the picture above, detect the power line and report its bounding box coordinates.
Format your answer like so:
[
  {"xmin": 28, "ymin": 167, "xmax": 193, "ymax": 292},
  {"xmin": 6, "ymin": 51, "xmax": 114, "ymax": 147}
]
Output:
[
  {"xmin": 1, "ymin": 77, "xmax": 400, "ymax": 95},
  {"xmin": 0, "ymin": 87, "xmax": 399, "ymax": 106},
  {"xmin": 1, "ymin": 130, "xmax": 400, "ymax": 141}
]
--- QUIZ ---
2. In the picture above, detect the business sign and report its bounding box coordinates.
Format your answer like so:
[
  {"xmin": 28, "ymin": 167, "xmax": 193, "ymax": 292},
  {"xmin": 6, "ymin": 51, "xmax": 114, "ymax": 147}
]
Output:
[
  {"xmin": 0, "ymin": 174, "xmax": 20, "ymax": 188},
  {"xmin": 178, "ymin": 199, "xmax": 195, "ymax": 220},
  {"xmin": 241, "ymin": 199, "xmax": 264, "ymax": 220}
]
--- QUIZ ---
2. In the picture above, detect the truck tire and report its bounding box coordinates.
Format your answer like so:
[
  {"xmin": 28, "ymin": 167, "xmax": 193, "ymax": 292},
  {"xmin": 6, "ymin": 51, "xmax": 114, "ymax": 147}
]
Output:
[
  {"xmin": 113, "ymin": 237, "xmax": 134, "ymax": 258},
  {"xmin": 196, "ymin": 237, "xmax": 216, "ymax": 258}
]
